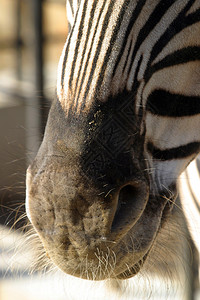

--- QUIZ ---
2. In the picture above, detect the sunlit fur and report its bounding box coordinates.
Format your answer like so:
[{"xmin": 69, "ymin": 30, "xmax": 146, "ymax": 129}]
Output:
[
  {"xmin": 25, "ymin": 0, "xmax": 200, "ymax": 290},
  {"xmin": 8, "ymin": 201, "xmax": 192, "ymax": 299}
]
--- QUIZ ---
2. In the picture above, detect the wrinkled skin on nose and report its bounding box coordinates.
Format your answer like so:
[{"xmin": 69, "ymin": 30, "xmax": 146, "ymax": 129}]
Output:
[{"xmin": 26, "ymin": 94, "xmax": 173, "ymax": 280}]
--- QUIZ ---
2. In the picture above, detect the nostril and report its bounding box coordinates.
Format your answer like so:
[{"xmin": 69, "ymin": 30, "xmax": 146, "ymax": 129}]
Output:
[
  {"xmin": 111, "ymin": 183, "xmax": 148, "ymax": 233},
  {"xmin": 115, "ymin": 185, "xmax": 139, "ymax": 215}
]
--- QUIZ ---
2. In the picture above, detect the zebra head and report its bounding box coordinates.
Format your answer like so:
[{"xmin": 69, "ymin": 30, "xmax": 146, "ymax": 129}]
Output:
[{"xmin": 26, "ymin": 0, "xmax": 200, "ymax": 280}]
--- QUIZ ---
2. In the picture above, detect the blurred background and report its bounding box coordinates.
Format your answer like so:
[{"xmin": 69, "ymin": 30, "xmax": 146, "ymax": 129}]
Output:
[
  {"xmin": 0, "ymin": 0, "xmax": 67, "ymax": 227},
  {"xmin": 0, "ymin": 0, "xmax": 68, "ymax": 299}
]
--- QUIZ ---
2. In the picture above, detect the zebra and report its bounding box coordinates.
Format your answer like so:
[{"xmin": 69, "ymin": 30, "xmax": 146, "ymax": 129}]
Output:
[{"xmin": 26, "ymin": 0, "xmax": 200, "ymax": 286}]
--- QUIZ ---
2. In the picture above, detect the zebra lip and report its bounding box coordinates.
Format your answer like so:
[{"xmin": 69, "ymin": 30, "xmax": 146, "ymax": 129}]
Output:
[
  {"xmin": 114, "ymin": 192, "xmax": 175, "ymax": 280},
  {"xmin": 115, "ymin": 252, "xmax": 149, "ymax": 279}
]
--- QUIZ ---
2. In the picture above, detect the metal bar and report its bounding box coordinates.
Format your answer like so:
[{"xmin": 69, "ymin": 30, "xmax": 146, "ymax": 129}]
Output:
[
  {"xmin": 33, "ymin": 0, "xmax": 50, "ymax": 135},
  {"xmin": 24, "ymin": 0, "xmax": 43, "ymax": 162},
  {"xmin": 32, "ymin": 0, "xmax": 44, "ymax": 98},
  {"xmin": 16, "ymin": 0, "xmax": 22, "ymax": 80}
]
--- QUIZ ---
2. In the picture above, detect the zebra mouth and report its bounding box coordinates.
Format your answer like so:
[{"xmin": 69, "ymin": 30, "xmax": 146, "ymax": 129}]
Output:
[
  {"xmin": 116, "ymin": 252, "xmax": 149, "ymax": 279},
  {"xmin": 114, "ymin": 192, "xmax": 176, "ymax": 280}
]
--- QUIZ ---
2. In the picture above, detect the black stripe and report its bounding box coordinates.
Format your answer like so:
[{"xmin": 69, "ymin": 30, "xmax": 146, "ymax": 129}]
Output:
[
  {"xmin": 80, "ymin": 0, "xmax": 116, "ymax": 108},
  {"xmin": 94, "ymin": 0, "xmax": 131, "ymax": 94},
  {"xmin": 147, "ymin": 141, "xmax": 200, "ymax": 160},
  {"xmin": 147, "ymin": 0, "xmax": 200, "ymax": 72},
  {"xmin": 73, "ymin": 1, "xmax": 98, "ymax": 93},
  {"xmin": 112, "ymin": 0, "xmax": 147, "ymax": 76},
  {"xmin": 61, "ymin": 7, "xmax": 80, "ymax": 88},
  {"xmin": 68, "ymin": 0, "xmax": 89, "ymax": 88},
  {"xmin": 126, "ymin": 0, "xmax": 175, "ymax": 77},
  {"xmin": 146, "ymin": 90, "xmax": 200, "ymax": 117},
  {"xmin": 122, "ymin": 39, "xmax": 133, "ymax": 74},
  {"xmin": 74, "ymin": 0, "xmax": 107, "ymax": 108},
  {"xmin": 132, "ymin": 55, "xmax": 143, "ymax": 99},
  {"xmin": 68, "ymin": 0, "xmax": 74, "ymax": 16},
  {"xmin": 145, "ymin": 46, "xmax": 200, "ymax": 81}
]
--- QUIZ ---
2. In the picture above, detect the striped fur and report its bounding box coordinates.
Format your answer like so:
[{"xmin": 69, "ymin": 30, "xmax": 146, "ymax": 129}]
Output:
[
  {"xmin": 58, "ymin": 0, "xmax": 200, "ymax": 193},
  {"xmin": 26, "ymin": 0, "xmax": 200, "ymax": 284}
]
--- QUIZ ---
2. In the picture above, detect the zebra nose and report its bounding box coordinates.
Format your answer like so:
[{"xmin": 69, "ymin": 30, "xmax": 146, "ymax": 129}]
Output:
[{"xmin": 111, "ymin": 182, "xmax": 149, "ymax": 233}]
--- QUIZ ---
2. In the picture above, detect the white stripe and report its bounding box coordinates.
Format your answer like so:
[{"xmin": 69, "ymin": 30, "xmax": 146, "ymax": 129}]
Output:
[{"xmin": 146, "ymin": 113, "xmax": 200, "ymax": 150}]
